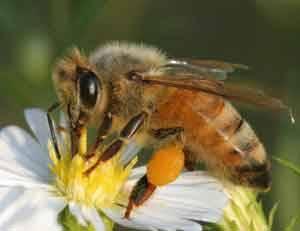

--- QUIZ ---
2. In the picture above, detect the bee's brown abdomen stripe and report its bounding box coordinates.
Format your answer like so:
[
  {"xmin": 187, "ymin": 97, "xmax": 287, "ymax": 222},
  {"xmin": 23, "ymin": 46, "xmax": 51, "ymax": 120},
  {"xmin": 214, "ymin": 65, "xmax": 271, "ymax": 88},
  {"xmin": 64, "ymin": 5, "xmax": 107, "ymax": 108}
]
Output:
[
  {"xmin": 233, "ymin": 118, "xmax": 244, "ymax": 134},
  {"xmin": 212, "ymin": 102, "xmax": 265, "ymax": 162},
  {"xmin": 239, "ymin": 138, "xmax": 260, "ymax": 154},
  {"xmin": 212, "ymin": 101, "xmax": 243, "ymax": 139},
  {"xmin": 187, "ymin": 90, "xmax": 225, "ymax": 120},
  {"xmin": 205, "ymin": 98, "xmax": 225, "ymax": 120},
  {"xmin": 228, "ymin": 117, "xmax": 264, "ymax": 159}
]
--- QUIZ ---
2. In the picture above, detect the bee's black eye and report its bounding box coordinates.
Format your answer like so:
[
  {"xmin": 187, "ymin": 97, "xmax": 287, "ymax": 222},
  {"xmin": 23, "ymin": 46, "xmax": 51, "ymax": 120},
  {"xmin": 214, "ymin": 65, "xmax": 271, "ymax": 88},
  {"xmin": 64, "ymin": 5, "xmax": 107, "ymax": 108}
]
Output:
[{"xmin": 78, "ymin": 69, "xmax": 99, "ymax": 108}]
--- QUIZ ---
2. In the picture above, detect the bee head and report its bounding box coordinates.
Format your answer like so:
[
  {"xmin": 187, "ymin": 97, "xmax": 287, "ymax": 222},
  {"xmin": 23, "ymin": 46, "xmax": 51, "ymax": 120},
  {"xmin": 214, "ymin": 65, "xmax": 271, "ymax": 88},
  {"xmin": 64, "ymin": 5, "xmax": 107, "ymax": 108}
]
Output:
[{"xmin": 52, "ymin": 48, "xmax": 108, "ymax": 128}]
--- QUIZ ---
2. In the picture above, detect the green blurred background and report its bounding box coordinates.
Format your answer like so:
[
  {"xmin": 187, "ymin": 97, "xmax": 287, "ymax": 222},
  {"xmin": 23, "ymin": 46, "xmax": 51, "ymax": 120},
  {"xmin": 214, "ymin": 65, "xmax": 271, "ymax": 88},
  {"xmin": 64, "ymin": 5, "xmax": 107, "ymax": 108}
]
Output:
[{"xmin": 0, "ymin": 0, "xmax": 299, "ymax": 230}]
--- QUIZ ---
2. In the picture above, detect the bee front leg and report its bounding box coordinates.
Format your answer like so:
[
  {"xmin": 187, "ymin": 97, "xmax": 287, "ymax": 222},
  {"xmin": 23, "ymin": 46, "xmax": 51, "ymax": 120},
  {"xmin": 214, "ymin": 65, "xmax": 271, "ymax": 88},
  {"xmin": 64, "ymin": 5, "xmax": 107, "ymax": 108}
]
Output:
[{"xmin": 85, "ymin": 113, "xmax": 113, "ymax": 159}]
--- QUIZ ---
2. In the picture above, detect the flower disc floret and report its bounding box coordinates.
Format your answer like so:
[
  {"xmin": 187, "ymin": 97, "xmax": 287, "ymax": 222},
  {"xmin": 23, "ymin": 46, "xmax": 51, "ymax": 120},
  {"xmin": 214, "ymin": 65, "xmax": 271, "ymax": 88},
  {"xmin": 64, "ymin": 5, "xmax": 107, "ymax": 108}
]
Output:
[{"xmin": 49, "ymin": 144, "xmax": 137, "ymax": 209}]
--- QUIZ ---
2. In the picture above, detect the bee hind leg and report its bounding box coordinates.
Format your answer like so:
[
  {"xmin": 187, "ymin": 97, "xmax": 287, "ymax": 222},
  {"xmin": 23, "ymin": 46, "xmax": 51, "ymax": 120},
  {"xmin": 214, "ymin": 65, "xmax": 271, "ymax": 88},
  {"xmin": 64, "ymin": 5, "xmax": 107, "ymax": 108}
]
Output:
[
  {"xmin": 124, "ymin": 174, "xmax": 156, "ymax": 219},
  {"xmin": 183, "ymin": 147, "xmax": 199, "ymax": 171},
  {"xmin": 149, "ymin": 127, "xmax": 184, "ymax": 152},
  {"xmin": 150, "ymin": 127, "xmax": 184, "ymax": 139},
  {"xmin": 125, "ymin": 138, "xmax": 185, "ymax": 218}
]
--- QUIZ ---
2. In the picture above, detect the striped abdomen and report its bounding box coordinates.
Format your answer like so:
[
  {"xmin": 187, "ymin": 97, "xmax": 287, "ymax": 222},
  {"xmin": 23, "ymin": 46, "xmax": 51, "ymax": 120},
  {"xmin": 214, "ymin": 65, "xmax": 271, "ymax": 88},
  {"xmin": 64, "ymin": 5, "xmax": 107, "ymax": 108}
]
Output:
[{"xmin": 151, "ymin": 89, "xmax": 270, "ymax": 189}]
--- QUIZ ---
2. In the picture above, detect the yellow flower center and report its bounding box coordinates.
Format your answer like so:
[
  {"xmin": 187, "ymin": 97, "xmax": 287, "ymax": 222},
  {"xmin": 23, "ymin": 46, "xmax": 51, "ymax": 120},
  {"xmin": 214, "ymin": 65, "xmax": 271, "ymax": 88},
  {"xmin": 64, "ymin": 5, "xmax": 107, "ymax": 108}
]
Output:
[{"xmin": 48, "ymin": 129, "xmax": 136, "ymax": 209}]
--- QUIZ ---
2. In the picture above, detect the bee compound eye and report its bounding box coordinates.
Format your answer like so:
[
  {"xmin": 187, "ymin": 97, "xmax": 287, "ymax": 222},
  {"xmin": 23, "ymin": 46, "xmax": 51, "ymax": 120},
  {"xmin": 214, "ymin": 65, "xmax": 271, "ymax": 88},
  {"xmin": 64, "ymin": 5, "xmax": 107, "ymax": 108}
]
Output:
[{"xmin": 78, "ymin": 70, "xmax": 100, "ymax": 108}]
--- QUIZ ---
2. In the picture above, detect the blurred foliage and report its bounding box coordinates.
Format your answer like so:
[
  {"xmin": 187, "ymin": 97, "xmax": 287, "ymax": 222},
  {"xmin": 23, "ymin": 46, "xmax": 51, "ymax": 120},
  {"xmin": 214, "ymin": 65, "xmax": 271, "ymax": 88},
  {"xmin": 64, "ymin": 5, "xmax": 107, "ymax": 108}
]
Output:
[
  {"xmin": 274, "ymin": 157, "xmax": 300, "ymax": 176},
  {"xmin": 284, "ymin": 215, "xmax": 300, "ymax": 231},
  {"xmin": 58, "ymin": 206, "xmax": 96, "ymax": 231},
  {"xmin": 0, "ymin": 0, "xmax": 300, "ymax": 230}
]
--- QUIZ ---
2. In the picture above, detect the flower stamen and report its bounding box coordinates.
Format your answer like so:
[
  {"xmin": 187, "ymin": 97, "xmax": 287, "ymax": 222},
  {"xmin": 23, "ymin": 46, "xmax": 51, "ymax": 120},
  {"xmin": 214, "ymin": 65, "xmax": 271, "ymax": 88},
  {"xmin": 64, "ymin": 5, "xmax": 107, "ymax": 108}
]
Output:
[{"xmin": 48, "ymin": 127, "xmax": 137, "ymax": 209}]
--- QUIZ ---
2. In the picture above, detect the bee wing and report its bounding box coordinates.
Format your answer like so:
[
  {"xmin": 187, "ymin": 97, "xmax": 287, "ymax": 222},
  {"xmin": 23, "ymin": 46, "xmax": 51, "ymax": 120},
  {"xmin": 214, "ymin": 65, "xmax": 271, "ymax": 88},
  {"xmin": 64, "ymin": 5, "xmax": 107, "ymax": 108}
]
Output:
[
  {"xmin": 162, "ymin": 59, "xmax": 249, "ymax": 81},
  {"xmin": 128, "ymin": 68, "xmax": 288, "ymax": 112}
]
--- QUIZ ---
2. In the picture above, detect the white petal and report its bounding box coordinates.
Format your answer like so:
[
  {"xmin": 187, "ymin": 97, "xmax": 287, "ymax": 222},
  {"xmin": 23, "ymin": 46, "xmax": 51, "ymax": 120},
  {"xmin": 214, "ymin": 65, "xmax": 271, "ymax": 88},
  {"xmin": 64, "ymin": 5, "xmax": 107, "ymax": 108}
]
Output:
[
  {"xmin": 0, "ymin": 186, "xmax": 25, "ymax": 223},
  {"xmin": 59, "ymin": 111, "xmax": 68, "ymax": 129},
  {"xmin": 58, "ymin": 112, "xmax": 70, "ymax": 154},
  {"xmin": 25, "ymin": 108, "xmax": 68, "ymax": 156},
  {"xmin": 24, "ymin": 108, "xmax": 51, "ymax": 151},
  {"xmin": 81, "ymin": 207, "xmax": 105, "ymax": 231},
  {"xmin": 0, "ymin": 126, "xmax": 51, "ymax": 188},
  {"xmin": 128, "ymin": 166, "xmax": 146, "ymax": 180},
  {"xmin": 0, "ymin": 188, "xmax": 65, "ymax": 231},
  {"xmin": 103, "ymin": 207, "xmax": 156, "ymax": 231},
  {"xmin": 104, "ymin": 168, "xmax": 228, "ymax": 231},
  {"xmin": 69, "ymin": 202, "xmax": 87, "ymax": 226}
]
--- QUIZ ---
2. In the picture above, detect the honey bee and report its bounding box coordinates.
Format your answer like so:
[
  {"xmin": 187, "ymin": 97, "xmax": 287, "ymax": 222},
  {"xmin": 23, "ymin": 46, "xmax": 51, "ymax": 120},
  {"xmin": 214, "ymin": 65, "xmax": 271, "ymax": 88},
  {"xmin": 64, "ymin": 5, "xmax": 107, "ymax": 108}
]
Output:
[{"xmin": 50, "ymin": 42, "xmax": 291, "ymax": 217}]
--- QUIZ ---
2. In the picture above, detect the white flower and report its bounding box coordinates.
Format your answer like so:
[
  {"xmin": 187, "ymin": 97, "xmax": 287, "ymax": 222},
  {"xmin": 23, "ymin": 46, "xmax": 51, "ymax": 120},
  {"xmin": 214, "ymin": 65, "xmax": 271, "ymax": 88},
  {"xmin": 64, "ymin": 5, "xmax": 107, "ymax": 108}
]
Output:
[{"xmin": 0, "ymin": 108, "xmax": 228, "ymax": 231}]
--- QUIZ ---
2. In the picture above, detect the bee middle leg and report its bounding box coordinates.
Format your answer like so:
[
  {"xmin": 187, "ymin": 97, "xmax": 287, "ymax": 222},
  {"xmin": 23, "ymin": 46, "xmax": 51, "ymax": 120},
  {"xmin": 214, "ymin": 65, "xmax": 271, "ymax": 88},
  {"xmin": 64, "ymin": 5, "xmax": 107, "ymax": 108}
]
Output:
[{"xmin": 84, "ymin": 111, "xmax": 148, "ymax": 175}]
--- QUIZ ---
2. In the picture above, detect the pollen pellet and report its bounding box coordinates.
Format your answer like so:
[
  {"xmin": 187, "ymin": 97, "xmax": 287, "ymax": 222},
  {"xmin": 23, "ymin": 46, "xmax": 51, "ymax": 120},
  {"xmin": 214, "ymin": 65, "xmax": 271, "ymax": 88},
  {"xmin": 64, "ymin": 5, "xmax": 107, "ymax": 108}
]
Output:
[{"xmin": 147, "ymin": 145, "xmax": 184, "ymax": 186}]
